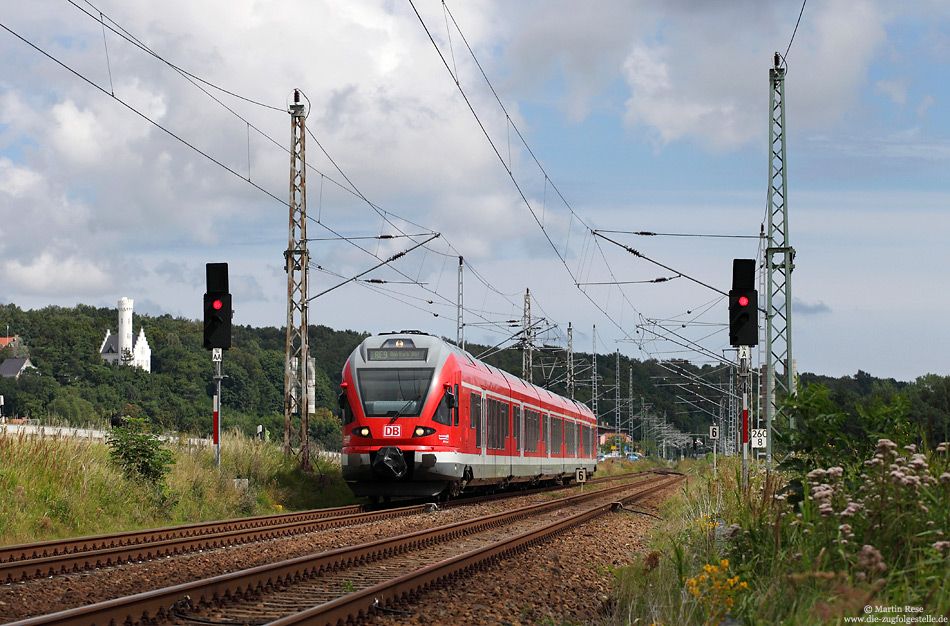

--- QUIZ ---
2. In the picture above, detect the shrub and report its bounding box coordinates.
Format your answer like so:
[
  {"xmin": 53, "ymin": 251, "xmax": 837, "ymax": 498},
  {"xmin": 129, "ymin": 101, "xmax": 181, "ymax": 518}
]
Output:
[{"xmin": 106, "ymin": 417, "xmax": 174, "ymax": 485}]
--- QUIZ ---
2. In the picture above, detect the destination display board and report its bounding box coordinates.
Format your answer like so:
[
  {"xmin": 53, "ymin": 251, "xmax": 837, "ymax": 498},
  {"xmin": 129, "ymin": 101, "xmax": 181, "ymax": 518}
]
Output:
[{"xmin": 367, "ymin": 348, "xmax": 428, "ymax": 362}]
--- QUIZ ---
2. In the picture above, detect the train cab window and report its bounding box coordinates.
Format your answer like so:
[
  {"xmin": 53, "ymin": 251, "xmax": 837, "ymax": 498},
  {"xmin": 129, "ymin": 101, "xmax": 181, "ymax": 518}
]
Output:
[
  {"xmin": 357, "ymin": 368, "xmax": 434, "ymax": 417},
  {"xmin": 339, "ymin": 391, "xmax": 354, "ymax": 426},
  {"xmin": 433, "ymin": 389, "xmax": 453, "ymax": 426}
]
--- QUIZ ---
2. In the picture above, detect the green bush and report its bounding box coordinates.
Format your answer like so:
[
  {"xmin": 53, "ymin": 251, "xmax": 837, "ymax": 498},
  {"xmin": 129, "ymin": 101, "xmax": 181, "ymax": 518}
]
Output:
[
  {"xmin": 607, "ymin": 383, "xmax": 950, "ymax": 624},
  {"xmin": 106, "ymin": 417, "xmax": 174, "ymax": 485}
]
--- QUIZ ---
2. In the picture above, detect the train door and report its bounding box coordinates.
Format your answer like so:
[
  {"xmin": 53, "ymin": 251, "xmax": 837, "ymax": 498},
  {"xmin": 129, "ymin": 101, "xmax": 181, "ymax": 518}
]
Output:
[
  {"xmin": 503, "ymin": 400, "xmax": 512, "ymax": 479},
  {"xmin": 511, "ymin": 403, "xmax": 522, "ymax": 480},
  {"xmin": 469, "ymin": 391, "xmax": 483, "ymax": 455},
  {"xmin": 541, "ymin": 412, "xmax": 549, "ymax": 474},
  {"xmin": 513, "ymin": 404, "xmax": 522, "ymax": 457}
]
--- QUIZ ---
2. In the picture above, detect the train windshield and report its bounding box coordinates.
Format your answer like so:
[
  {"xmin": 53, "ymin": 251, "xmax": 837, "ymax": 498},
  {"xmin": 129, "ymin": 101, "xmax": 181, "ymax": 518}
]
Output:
[{"xmin": 357, "ymin": 368, "xmax": 434, "ymax": 418}]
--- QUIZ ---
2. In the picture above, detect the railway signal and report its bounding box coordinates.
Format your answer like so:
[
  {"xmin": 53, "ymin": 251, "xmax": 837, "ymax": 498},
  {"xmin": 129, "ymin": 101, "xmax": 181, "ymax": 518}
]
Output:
[
  {"xmin": 204, "ymin": 263, "xmax": 232, "ymax": 349},
  {"xmin": 729, "ymin": 259, "xmax": 758, "ymax": 347}
]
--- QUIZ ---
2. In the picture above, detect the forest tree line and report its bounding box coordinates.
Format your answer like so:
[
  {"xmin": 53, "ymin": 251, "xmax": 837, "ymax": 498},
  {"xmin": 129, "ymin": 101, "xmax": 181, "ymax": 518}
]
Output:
[{"xmin": 0, "ymin": 302, "xmax": 947, "ymax": 451}]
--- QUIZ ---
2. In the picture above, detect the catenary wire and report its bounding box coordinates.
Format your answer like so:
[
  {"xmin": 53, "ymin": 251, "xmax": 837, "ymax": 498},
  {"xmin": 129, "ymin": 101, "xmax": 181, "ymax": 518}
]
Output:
[
  {"xmin": 3, "ymin": 14, "xmax": 534, "ymax": 347},
  {"xmin": 66, "ymin": 2, "xmax": 546, "ymax": 345}
]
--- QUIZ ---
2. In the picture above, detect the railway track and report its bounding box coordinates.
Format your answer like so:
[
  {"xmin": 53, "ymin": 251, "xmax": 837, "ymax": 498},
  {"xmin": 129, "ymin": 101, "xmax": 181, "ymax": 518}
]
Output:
[
  {"xmin": 0, "ymin": 471, "xmax": 649, "ymax": 584},
  {"xmin": 5, "ymin": 471, "xmax": 683, "ymax": 626}
]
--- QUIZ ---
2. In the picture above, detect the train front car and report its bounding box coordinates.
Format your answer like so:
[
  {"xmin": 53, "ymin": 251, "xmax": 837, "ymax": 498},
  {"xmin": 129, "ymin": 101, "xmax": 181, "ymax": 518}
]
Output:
[{"xmin": 340, "ymin": 332, "xmax": 463, "ymax": 500}]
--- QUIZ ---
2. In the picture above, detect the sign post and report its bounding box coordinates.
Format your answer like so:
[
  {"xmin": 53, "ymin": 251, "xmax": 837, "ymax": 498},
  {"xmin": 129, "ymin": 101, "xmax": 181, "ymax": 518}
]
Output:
[
  {"xmin": 739, "ymin": 346, "xmax": 751, "ymax": 489},
  {"xmin": 709, "ymin": 424, "xmax": 719, "ymax": 478},
  {"xmin": 212, "ymin": 348, "xmax": 223, "ymax": 468},
  {"xmin": 575, "ymin": 468, "xmax": 587, "ymax": 492}
]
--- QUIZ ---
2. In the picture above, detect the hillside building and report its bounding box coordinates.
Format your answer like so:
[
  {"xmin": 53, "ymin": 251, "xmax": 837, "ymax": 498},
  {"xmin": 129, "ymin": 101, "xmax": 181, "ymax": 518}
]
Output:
[
  {"xmin": 0, "ymin": 335, "xmax": 21, "ymax": 352},
  {"xmin": 0, "ymin": 357, "xmax": 35, "ymax": 379},
  {"xmin": 100, "ymin": 297, "xmax": 151, "ymax": 372}
]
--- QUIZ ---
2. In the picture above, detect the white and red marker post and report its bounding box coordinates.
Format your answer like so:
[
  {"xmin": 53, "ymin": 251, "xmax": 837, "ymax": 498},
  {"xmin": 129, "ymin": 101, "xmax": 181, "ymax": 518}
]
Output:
[
  {"xmin": 212, "ymin": 348, "xmax": 223, "ymax": 468},
  {"xmin": 739, "ymin": 345, "xmax": 750, "ymax": 490}
]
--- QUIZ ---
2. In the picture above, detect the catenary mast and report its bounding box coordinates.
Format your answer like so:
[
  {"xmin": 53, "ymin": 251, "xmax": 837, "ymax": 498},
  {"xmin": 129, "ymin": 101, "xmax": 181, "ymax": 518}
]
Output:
[
  {"xmin": 764, "ymin": 53, "xmax": 795, "ymax": 465},
  {"xmin": 284, "ymin": 90, "xmax": 311, "ymax": 470}
]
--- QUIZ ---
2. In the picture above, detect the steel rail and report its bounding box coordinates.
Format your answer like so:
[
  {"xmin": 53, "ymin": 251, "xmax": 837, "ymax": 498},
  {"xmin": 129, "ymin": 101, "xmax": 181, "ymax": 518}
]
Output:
[
  {"xmin": 0, "ymin": 505, "xmax": 417, "ymax": 583},
  {"xmin": 271, "ymin": 475, "xmax": 684, "ymax": 625},
  {"xmin": 5, "ymin": 473, "xmax": 675, "ymax": 626},
  {"xmin": 0, "ymin": 505, "xmax": 364, "ymax": 563},
  {"xmin": 1, "ymin": 470, "xmax": 646, "ymax": 584}
]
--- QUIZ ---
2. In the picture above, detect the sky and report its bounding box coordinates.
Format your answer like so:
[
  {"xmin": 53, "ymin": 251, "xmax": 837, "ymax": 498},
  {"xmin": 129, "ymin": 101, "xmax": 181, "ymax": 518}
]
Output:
[{"xmin": 1, "ymin": 1, "xmax": 948, "ymax": 382}]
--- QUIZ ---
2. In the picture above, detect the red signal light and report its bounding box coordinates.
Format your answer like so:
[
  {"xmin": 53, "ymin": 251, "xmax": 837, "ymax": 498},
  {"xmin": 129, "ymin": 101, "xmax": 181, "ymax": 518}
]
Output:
[
  {"xmin": 738, "ymin": 295, "xmax": 749, "ymax": 307},
  {"xmin": 212, "ymin": 299, "xmax": 224, "ymax": 310}
]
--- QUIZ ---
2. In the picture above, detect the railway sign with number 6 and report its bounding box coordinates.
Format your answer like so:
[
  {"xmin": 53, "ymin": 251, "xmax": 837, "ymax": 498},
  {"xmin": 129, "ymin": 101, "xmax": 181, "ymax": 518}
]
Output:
[{"xmin": 709, "ymin": 425, "xmax": 720, "ymax": 440}]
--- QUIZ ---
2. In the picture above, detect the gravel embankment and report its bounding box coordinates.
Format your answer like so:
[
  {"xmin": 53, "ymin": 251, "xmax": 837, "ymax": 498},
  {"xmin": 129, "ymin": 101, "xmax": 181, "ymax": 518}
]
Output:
[
  {"xmin": 0, "ymin": 483, "xmax": 674, "ymax": 624},
  {"xmin": 368, "ymin": 486, "xmax": 672, "ymax": 626}
]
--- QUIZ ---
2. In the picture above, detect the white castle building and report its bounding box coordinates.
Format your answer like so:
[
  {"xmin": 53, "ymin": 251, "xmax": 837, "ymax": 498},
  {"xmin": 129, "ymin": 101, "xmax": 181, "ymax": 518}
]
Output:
[{"xmin": 99, "ymin": 297, "xmax": 151, "ymax": 372}]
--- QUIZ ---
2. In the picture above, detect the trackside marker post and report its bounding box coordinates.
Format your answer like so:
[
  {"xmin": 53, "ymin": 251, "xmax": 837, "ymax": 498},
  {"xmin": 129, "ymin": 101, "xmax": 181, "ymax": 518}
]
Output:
[
  {"xmin": 709, "ymin": 424, "xmax": 719, "ymax": 478},
  {"xmin": 739, "ymin": 345, "xmax": 751, "ymax": 489},
  {"xmin": 213, "ymin": 348, "xmax": 223, "ymax": 468}
]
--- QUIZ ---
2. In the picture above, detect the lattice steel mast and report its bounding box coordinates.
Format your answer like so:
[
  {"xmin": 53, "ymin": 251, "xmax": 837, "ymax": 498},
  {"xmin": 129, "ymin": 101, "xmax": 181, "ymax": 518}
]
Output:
[
  {"xmin": 765, "ymin": 53, "xmax": 795, "ymax": 463},
  {"xmin": 567, "ymin": 322, "xmax": 574, "ymax": 399},
  {"xmin": 283, "ymin": 90, "xmax": 311, "ymax": 470},
  {"xmin": 615, "ymin": 350, "xmax": 621, "ymax": 446},
  {"xmin": 457, "ymin": 257, "xmax": 464, "ymax": 350},
  {"xmin": 522, "ymin": 288, "xmax": 532, "ymax": 383},
  {"xmin": 591, "ymin": 325, "xmax": 598, "ymax": 420}
]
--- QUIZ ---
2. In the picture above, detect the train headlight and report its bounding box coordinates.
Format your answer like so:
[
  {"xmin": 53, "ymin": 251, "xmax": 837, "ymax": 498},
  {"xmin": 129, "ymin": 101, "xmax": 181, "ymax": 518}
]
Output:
[
  {"xmin": 353, "ymin": 427, "xmax": 372, "ymax": 438},
  {"xmin": 412, "ymin": 426, "xmax": 436, "ymax": 438}
]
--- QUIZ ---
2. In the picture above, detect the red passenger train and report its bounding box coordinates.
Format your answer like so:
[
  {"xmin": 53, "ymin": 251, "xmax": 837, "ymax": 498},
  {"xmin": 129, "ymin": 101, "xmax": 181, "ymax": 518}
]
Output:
[{"xmin": 340, "ymin": 331, "xmax": 598, "ymax": 501}]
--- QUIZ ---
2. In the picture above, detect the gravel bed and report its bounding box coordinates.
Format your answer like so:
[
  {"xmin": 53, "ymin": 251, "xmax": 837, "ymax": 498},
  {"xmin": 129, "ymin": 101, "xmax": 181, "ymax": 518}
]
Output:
[
  {"xmin": 0, "ymin": 487, "xmax": 633, "ymax": 623},
  {"xmin": 368, "ymin": 485, "xmax": 675, "ymax": 626}
]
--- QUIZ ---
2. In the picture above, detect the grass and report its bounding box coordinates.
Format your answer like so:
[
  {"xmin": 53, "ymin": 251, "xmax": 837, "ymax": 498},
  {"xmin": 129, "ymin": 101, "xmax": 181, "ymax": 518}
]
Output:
[
  {"xmin": 594, "ymin": 457, "xmax": 665, "ymax": 478},
  {"xmin": 603, "ymin": 442, "xmax": 950, "ymax": 625},
  {"xmin": 0, "ymin": 428, "xmax": 360, "ymax": 545}
]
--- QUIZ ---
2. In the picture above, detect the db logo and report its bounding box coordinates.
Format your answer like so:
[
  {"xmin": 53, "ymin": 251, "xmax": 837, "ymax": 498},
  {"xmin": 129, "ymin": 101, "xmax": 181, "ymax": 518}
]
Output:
[{"xmin": 383, "ymin": 424, "xmax": 401, "ymax": 438}]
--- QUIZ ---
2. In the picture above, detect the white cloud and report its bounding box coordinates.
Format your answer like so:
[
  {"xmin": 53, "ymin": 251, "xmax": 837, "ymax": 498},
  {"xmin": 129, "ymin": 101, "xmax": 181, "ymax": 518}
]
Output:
[
  {"xmin": 3, "ymin": 252, "xmax": 111, "ymax": 295},
  {"xmin": 0, "ymin": 158, "xmax": 42, "ymax": 197},
  {"xmin": 0, "ymin": 0, "xmax": 947, "ymax": 380},
  {"xmin": 51, "ymin": 100, "xmax": 105, "ymax": 164}
]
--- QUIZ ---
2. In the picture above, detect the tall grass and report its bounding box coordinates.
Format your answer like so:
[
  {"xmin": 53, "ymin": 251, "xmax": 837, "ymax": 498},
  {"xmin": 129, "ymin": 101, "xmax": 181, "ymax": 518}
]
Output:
[
  {"xmin": 606, "ymin": 442, "xmax": 950, "ymax": 625},
  {"xmin": 0, "ymin": 429, "xmax": 358, "ymax": 545}
]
